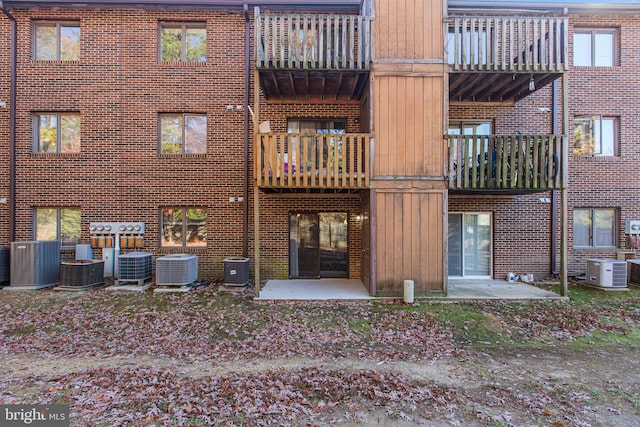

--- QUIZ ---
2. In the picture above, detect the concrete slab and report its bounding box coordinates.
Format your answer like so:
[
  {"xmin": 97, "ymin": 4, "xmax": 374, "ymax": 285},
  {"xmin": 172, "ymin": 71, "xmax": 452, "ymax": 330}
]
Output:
[
  {"xmin": 255, "ymin": 278, "xmax": 565, "ymax": 301},
  {"xmin": 256, "ymin": 279, "xmax": 373, "ymax": 301},
  {"xmin": 445, "ymin": 278, "xmax": 566, "ymax": 301}
]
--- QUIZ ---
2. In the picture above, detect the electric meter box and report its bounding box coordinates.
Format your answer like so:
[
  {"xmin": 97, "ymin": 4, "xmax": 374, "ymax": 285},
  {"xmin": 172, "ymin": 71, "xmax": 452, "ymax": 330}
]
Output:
[{"xmin": 625, "ymin": 220, "xmax": 640, "ymax": 235}]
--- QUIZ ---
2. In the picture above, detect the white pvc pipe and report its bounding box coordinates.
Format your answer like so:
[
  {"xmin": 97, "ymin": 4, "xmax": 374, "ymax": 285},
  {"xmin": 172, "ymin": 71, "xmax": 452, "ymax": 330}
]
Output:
[{"xmin": 403, "ymin": 279, "xmax": 414, "ymax": 304}]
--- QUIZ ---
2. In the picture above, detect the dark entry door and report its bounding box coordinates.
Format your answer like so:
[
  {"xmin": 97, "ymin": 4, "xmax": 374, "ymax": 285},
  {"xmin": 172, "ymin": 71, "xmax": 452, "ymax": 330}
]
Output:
[{"xmin": 289, "ymin": 212, "xmax": 348, "ymax": 278}]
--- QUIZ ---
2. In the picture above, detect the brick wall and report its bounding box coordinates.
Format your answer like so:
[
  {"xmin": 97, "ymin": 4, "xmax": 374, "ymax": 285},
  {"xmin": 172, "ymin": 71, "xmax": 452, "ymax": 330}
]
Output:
[
  {"xmin": 0, "ymin": 15, "xmax": 11, "ymax": 245},
  {"xmin": 449, "ymin": 13, "xmax": 640, "ymax": 278},
  {"xmin": 256, "ymin": 194, "xmax": 362, "ymax": 280},
  {"xmin": 449, "ymin": 89, "xmax": 559, "ymax": 280},
  {"xmin": 566, "ymin": 15, "xmax": 640, "ymax": 273},
  {"xmin": 2, "ymin": 5, "xmax": 367, "ymax": 281}
]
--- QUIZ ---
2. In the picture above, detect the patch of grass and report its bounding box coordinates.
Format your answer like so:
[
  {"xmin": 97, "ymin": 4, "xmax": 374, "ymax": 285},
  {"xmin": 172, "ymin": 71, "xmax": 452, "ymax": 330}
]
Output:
[
  {"xmin": 419, "ymin": 304, "xmax": 507, "ymax": 345},
  {"xmin": 348, "ymin": 317, "xmax": 373, "ymax": 336},
  {"xmin": 569, "ymin": 327, "xmax": 640, "ymax": 346},
  {"xmin": 567, "ymin": 285, "xmax": 640, "ymax": 305}
]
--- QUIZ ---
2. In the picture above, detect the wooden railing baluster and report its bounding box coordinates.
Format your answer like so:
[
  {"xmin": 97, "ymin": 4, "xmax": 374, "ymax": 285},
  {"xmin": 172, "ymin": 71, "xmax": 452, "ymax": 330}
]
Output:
[
  {"xmin": 255, "ymin": 11, "xmax": 371, "ymax": 71},
  {"xmin": 446, "ymin": 134, "xmax": 564, "ymax": 191},
  {"xmin": 255, "ymin": 133, "xmax": 370, "ymax": 189},
  {"xmin": 444, "ymin": 16, "xmax": 568, "ymax": 72}
]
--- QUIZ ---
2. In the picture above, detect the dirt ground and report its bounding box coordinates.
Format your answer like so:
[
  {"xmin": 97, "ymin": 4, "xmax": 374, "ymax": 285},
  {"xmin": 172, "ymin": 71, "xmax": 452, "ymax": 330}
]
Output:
[
  {"xmin": 0, "ymin": 285, "xmax": 638, "ymax": 426},
  {"xmin": 1, "ymin": 346, "xmax": 638, "ymax": 426}
]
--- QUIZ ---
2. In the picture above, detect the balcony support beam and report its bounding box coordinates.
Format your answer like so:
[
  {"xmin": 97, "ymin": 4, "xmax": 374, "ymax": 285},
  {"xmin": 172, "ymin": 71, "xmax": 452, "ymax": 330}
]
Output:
[{"xmin": 560, "ymin": 72, "xmax": 569, "ymax": 297}]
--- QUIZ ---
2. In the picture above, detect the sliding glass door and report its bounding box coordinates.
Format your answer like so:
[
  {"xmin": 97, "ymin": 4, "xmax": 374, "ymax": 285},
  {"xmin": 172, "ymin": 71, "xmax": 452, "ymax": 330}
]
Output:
[
  {"xmin": 289, "ymin": 212, "xmax": 348, "ymax": 278},
  {"xmin": 448, "ymin": 213, "xmax": 492, "ymax": 278}
]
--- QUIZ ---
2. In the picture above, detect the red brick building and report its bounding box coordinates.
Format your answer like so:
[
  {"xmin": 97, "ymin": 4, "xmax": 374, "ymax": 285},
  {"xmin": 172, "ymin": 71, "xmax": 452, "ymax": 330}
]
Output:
[{"xmin": 0, "ymin": 0, "xmax": 638, "ymax": 296}]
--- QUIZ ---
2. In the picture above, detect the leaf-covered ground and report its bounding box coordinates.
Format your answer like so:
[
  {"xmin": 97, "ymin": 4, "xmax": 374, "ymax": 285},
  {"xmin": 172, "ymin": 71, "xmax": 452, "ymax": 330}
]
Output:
[{"xmin": 0, "ymin": 283, "xmax": 639, "ymax": 426}]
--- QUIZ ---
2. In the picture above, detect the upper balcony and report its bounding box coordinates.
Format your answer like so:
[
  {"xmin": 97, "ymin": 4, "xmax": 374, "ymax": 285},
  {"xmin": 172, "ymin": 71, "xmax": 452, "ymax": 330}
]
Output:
[
  {"xmin": 254, "ymin": 8, "xmax": 371, "ymax": 101},
  {"xmin": 445, "ymin": 16, "xmax": 568, "ymax": 103},
  {"xmin": 447, "ymin": 134, "xmax": 567, "ymax": 193}
]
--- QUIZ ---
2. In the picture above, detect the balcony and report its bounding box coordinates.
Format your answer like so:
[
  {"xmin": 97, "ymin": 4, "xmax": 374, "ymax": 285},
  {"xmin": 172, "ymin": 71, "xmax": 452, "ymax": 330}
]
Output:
[
  {"xmin": 445, "ymin": 16, "xmax": 568, "ymax": 102},
  {"xmin": 254, "ymin": 8, "xmax": 371, "ymax": 101},
  {"xmin": 447, "ymin": 134, "xmax": 566, "ymax": 192},
  {"xmin": 256, "ymin": 132, "xmax": 370, "ymax": 190}
]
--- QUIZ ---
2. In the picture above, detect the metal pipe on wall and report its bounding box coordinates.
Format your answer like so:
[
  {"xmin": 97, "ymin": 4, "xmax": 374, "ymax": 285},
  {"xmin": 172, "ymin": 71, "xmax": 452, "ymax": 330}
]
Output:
[
  {"xmin": 550, "ymin": 79, "xmax": 559, "ymax": 276},
  {"xmin": 243, "ymin": 3, "xmax": 250, "ymax": 258}
]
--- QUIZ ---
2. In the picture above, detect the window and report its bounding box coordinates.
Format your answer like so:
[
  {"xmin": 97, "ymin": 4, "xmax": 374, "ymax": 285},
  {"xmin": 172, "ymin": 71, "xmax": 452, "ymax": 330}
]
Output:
[
  {"xmin": 448, "ymin": 121, "xmax": 492, "ymax": 136},
  {"xmin": 159, "ymin": 22, "xmax": 206, "ymax": 62},
  {"xmin": 287, "ymin": 119, "xmax": 346, "ymax": 134},
  {"xmin": 448, "ymin": 121, "xmax": 492, "ymax": 157},
  {"xmin": 574, "ymin": 208, "xmax": 616, "ymax": 248},
  {"xmin": 161, "ymin": 208, "xmax": 207, "ymax": 248},
  {"xmin": 34, "ymin": 22, "xmax": 80, "ymax": 61},
  {"xmin": 573, "ymin": 115, "xmax": 617, "ymax": 156},
  {"xmin": 573, "ymin": 29, "xmax": 616, "ymax": 67},
  {"xmin": 159, "ymin": 114, "xmax": 207, "ymax": 154},
  {"xmin": 286, "ymin": 119, "xmax": 346, "ymax": 169},
  {"xmin": 34, "ymin": 113, "xmax": 81, "ymax": 153},
  {"xmin": 35, "ymin": 207, "xmax": 81, "ymax": 247}
]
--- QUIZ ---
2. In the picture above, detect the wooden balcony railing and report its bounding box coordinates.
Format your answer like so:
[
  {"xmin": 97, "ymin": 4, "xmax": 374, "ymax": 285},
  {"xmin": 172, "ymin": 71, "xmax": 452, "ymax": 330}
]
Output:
[
  {"xmin": 447, "ymin": 134, "xmax": 566, "ymax": 191},
  {"xmin": 445, "ymin": 16, "xmax": 568, "ymax": 72},
  {"xmin": 256, "ymin": 132, "xmax": 370, "ymax": 189},
  {"xmin": 255, "ymin": 7, "xmax": 371, "ymax": 70}
]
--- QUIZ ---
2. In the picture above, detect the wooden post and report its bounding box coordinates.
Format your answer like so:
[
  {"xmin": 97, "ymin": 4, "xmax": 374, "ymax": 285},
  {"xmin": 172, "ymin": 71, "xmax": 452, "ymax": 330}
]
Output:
[
  {"xmin": 560, "ymin": 72, "xmax": 569, "ymax": 297},
  {"xmin": 254, "ymin": 68, "xmax": 261, "ymax": 297},
  {"xmin": 254, "ymin": 185, "xmax": 260, "ymax": 296}
]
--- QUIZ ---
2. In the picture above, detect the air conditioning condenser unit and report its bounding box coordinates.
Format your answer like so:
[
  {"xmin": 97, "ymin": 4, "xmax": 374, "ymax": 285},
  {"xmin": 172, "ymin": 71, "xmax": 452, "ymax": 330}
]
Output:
[
  {"xmin": 156, "ymin": 254, "xmax": 198, "ymax": 286},
  {"xmin": 627, "ymin": 259, "xmax": 640, "ymax": 287},
  {"xmin": 585, "ymin": 258, "xmax": 627, "ymax": 288},
  {"xmin": 9, "ymin": 241, "xmax": 60, "ymax": 289},
  {"xmin": 117, "ymin": 252, "xmax": 152, "ymax": 282}
]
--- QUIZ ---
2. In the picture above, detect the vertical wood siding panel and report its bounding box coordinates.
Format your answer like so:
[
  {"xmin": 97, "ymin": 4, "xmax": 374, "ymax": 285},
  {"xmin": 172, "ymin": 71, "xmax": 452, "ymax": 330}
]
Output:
[
  {"xmin": 407, "ymin": 77, "xmax": 418, "ymax": 176},
  {"xmin": 375, "ymin": 0, "xmax": 443, "ymax": 60},
  {"xmin": 413, "ymin": 78, "xmax": 424, "ymax": 176}
]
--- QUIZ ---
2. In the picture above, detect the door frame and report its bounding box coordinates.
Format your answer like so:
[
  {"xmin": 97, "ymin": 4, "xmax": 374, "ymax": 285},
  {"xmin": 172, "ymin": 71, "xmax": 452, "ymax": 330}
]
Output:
[
  {"xmin": 288, "ymin": 211, "xmax": 350, "ymax": 279},
  {"xmin": 448, "ymin": 211, "xmax": 493, "ymax": 279}
]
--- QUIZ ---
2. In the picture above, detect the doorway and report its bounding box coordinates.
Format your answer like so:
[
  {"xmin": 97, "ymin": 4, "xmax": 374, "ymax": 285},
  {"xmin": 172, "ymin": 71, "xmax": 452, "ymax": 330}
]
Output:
[
  {"xmin": 448, "ymin": 213, "xmax": 492, "ymax": 277},
  {"xmin": 289, "ymin": 212, "xmax": 349, "ymax": 278}
]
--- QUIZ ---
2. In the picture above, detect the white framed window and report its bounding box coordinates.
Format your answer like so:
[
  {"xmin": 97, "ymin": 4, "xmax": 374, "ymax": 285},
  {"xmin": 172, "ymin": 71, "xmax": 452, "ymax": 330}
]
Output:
[
  {"xmin": 34, "ymin": 207, "xmax": 81, "ymax": 247},
  {"xmin": 573, "ymin": 28, "xmax": 616, "ymax": 67},
  {"xmin": 159, "ymin": 22, "xmax": 206, "ymax": 62},
  {"xmin": 448, "ymin": 121, "xmax": 492, "ymax": 136},
  {"xmin": 448, "ymin": 121, "xmax": 493, "ymax": 158},
  {"xmin": 286, "ymin": 119, "xmax": 347, "ymax": 170},
  {"xmin": 160, "ymin": 207, "xmax": 207, "ymax": 248},
  {"xmin": 287, "ymin": 119, "xmax": 346, "ymax": 134},
  {"xmin": 34, "ymin": 22, "xmax": 80, "ymax": 61},
  {"xmin": 159, "ymin": 113, "xmax": 207, "ymax": 154},
  {"xmin": 574, "ymin": 208, "xmax": 616, "ymax": 248},
  {"xmin": 573, "ymin": 115, "xmax": 617, "ymax": 156},
  {"xmin": 34, "ymin": 113, "xmax": 81, "ymax": 153}
]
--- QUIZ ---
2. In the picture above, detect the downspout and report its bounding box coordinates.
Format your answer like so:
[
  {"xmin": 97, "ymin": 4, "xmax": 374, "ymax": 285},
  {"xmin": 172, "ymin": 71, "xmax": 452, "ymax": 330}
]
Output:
[
  {"xmin": 243, "ymin": 3, "xmax": 250, "ymax": 258},
  {"xmin": 551, "ymin": 79, "xmax": 559, "ymax": 276},
  {"xmin": 1, "ymin": 1, "xmax": 17, "ymax": 243}
]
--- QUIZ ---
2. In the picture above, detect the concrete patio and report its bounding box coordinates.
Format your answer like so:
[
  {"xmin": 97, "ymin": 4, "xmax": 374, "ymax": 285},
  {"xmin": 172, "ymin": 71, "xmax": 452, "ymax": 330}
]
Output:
[{"xmin": 255, "ymin": 278, "xmax": 566, "ymax": 301}]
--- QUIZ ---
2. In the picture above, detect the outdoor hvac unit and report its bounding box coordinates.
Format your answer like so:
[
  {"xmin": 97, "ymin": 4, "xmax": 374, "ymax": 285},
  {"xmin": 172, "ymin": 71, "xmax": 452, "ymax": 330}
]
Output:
[
  {"xmin": 60, "ymin": 260, "xmax": 104, "ymax": 287},
  {"xmin": 117, "ymin": 252, "xmax": 152, "ymax": 281},
  {"xmin": 627, "ymin": 260, "xmax": 640, "ymax": 287},
  {"xmin": 585, "ymin": 258, "xmax": 627, "ymax": 288},
  {"xmin": 10, "ymin": 241, "xmax": 61, "ymax": 289},
  {"xmin": 224, "ymin": 257, "xmax": 249, "ymax": 286},
  {"xmin": 0, "ymin": 246, "xmax": 9, "ymax": 284},
  {"xmin": 156, "ymin": 254, "xmax": 198, "ymax": 286}
]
